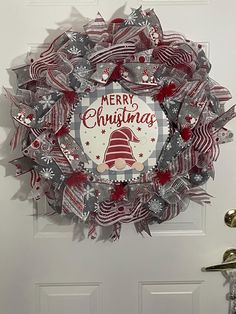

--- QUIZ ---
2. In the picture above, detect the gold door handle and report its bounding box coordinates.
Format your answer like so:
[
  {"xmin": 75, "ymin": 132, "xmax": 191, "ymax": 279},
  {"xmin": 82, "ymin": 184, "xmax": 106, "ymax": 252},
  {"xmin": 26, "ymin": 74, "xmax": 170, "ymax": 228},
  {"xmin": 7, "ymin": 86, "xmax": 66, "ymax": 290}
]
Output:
[{"xmin": 203, "ymin": 249, "xmax": 236, "ymax": 272}]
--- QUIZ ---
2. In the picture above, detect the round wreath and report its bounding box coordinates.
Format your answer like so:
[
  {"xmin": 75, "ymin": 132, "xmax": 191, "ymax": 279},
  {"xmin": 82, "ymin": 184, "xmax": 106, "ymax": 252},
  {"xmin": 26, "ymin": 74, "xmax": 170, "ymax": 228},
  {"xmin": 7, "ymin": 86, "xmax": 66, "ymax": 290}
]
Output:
[{"xmin": 8, "ymin": 7, "xmax": 235, "ymax": 240}]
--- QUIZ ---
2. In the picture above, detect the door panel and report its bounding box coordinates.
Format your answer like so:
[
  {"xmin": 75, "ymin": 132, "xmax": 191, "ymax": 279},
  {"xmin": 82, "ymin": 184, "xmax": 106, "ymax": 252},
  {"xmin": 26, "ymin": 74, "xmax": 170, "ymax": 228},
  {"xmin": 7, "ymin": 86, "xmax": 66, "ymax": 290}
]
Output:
[{"xmin": 1, "ymin": 1, "xmax": 236, "ymax": 314}]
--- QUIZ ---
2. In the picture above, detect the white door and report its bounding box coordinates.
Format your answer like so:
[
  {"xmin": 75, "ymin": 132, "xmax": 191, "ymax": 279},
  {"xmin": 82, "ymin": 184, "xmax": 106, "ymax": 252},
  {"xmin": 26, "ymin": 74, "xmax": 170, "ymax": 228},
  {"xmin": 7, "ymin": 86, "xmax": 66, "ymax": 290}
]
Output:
[{"xmin": 1, "ymin": 1, "xmax": 236, "ymax": 314}]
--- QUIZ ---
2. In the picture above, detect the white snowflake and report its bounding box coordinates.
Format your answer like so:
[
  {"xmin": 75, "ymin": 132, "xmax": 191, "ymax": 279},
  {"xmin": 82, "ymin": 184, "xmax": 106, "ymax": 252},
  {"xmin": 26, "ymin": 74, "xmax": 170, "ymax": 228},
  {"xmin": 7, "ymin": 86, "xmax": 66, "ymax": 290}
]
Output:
[
  {"xmin": 41, "ymin": 155, "xmax": 53, "ymax": 164},
  {"xmin": 60, "ymin": 174, "xmax": 65, "ymax": 181},
  {"xmin": 172, "ymin": 107, "xmax": 178, "ymax": 114},
  {"xmin": 39, "ymin": 95, "xmax": 55, "ymax": 110},
  {"xmin": 176, "ymin": 136, "xmax": 185, "ymax": 148},
  {"xmin": 166, "ymin": 142, "xmax": 172, "ymax": 150},
  {"xmin": 194, "ymin": 174, "xmax": 203, "ymax": 182},
  {"xmin": 124, "ymin": 11, "xmax": 138, "ymax": 25},
  {"xmin": 148, "ymin": 198, "xmax": 163, "ymax": 213},
  {"xmin": 84, "ymin": 185, "xmax": 95, "ymax": 201},
  {"xmin": 67, "ymin": 32, "xmax": 77, "ymax": 42},
  {"xmin": 78, "ymin": 36, "xmax": 85, "ymax": 43},
  {"xmin": 73, "ymin": 66, "xmax": 90, "ymax": 80},
  {"xmin": 67, "ymin": 46, "xmax": 81, "ymax": 55},
  {"xmin": 40, "ymin": 168, "xmax": 55, "ymax": 180},
  {"xmin": 164, "ymin": 98, "xmax": 175, "ymax": 109},
  {"xmin": 138, "ymin": 20, "xmax": 151, "ymax": 27}
]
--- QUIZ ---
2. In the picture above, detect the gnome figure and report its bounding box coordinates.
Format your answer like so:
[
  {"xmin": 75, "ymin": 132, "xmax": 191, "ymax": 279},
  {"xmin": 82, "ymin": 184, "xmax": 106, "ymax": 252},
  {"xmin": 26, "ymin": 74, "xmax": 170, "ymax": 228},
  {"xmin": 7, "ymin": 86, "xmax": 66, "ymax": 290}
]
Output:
[{"xmin": 97, "ymin": 127, "xmax": 144, "ymax": 173}]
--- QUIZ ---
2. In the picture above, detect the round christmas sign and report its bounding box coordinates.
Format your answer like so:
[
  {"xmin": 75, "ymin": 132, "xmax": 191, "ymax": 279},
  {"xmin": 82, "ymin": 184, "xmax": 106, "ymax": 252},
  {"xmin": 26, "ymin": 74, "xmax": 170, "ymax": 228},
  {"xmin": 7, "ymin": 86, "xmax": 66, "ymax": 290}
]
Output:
[
  {"xmin": 7, "ymin": 7, "xmax": 236, "ymax": 240},
  {"xmin": 70, "ymin": 82, "xmax": 168, "ymax": 181}
]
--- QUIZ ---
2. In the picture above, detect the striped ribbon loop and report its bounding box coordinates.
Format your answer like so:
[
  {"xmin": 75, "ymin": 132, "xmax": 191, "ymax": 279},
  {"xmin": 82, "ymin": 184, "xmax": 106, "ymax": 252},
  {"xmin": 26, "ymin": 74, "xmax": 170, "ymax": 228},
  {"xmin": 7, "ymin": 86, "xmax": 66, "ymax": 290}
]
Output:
[
  {"xmin": 62, "ymin": 184, "xmax": 85, "ymax": 218},
  {"xmin": 95, "ymin": 200, "xmax": 150, "ymax": 226},
  {"xmin": 192, "ymin": 123, "xmax": 214, "ymax": 154},
  {"xmin": 185, "ymin": 187, "xmax": 212, "ymax": 205},
  {"xmin": 84, "ymin": 12, "xmax": 109, "ymax": 43},
  {"xmin": 10, "ymin": 125, "xmax": 27, "ymax": 150},
  {"xmin": 87, "ymin": 43, "xmax": 136, "ymax": 64},
  {"xmin": 30, "ymin": 52, "xmax": 73, "ymax": 80}
]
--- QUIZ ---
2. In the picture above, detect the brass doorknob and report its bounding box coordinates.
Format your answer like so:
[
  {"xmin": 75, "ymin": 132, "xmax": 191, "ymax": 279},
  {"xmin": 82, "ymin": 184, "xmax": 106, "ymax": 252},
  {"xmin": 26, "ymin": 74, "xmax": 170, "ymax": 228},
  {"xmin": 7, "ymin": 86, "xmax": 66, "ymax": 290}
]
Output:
[
  {"xmin": 225, "ymin": 209, "xmax": 236, "ymax": 227},
  {"xmin": 203, "ymin": 249, "xmax": 236, "ymax": 271}
]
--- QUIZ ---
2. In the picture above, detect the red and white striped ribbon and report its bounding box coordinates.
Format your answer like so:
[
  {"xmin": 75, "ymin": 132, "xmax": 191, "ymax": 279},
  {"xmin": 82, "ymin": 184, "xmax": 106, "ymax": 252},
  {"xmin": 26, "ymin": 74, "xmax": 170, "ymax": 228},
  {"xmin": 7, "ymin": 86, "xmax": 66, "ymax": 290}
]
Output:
[
  {"xmin": 10, "ymin": 125, "xmax": 27, "ymax": 150},
  {"xmin": 30, "ymin": 52, "xmax": 73, "ymax": 80},
  {"xmin": 84, "ymin": 12, "xmax": 109, "ymax": 43},
  {"xmin": 62, "ymin": 184, "xmax": 85, "ymax": 218},
  {"xmin": 95, "ymin": 200, "xmax": 149, "ymax": 226},
  {"xmin": 185, "ymin": 187, "xmax": 212, "ymax": 205},
  {"xmin": 88, "ymin": 43, "xmax": 136, "ymax": 64},
  {"xmin": 192, "ymin": 123, "xmax": 214, "ymax": 154},
  {"xmin": 161, "ymin": 31, "xmax": 186, "ymax": 45}
]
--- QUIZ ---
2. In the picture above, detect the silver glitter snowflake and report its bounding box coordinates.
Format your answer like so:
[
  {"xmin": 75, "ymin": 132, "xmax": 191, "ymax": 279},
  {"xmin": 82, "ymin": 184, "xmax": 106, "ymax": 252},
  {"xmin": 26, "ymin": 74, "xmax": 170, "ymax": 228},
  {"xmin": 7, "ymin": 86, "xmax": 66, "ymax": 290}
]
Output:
[
  {"xmin": 124, "ymin": 11, "xmax": 138, "ymax": 25},
  {"xmin": 67, "ymin": 46, "xmax": 81, "ymax": 55},
  {"xmin": 138, "ymin": 20, "xmax": 151, "ymax": 27},
  {"xmin": 39, "ymin": 95, "xmax": 55, "ymax": 110},
  {"xmin": 194, "ymin": 174, "xmax": 203, "ymax": 182},
  {"xmin": 164, "ymin": 98, "xmax": 176, "ymax": 109},
  {"xmin": 73, "ymin": 66, "xmax": 90, "ymax": 80},
  {"xmin": 84, "ymin": 185, "xmax": 95, "ymax": 201},
  {"xmin": 176, "ymin": 136, "xmax": 185, "ymax": 148},
  {"xmin": 41, "ymin": 155, "xmax": 53, "ymax": 164},
  {"xmin": 60, "ymin": 174, "xmax": 65, "ymax": 181},
  {"xmin": 40, "ymin": 168, "xmax": 55, "ymax": 180},
  {"xmin": 66, "ymin": 32, "xmax": 77, "ymax": 42},
  {"xmin": 148, "ymin": 198, "xmax": 163, "ymax": 213}
]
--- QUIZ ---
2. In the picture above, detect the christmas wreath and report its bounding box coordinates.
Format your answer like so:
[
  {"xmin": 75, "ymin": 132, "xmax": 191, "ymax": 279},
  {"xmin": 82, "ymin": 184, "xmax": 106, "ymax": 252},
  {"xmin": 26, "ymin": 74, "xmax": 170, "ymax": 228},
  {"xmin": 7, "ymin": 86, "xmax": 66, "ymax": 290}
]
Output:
[{"xmin": 7, "ymin": 7, "xmax": 235, "ymax": 240}]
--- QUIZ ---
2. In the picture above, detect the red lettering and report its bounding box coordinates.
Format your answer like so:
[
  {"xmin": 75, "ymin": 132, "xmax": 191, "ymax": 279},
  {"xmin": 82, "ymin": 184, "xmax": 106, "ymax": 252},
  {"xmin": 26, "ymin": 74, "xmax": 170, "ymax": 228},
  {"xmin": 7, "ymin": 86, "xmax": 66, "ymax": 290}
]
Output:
[
  {"xmin": 101, "ymin": 95, "xmax": 109, "ymax": 106},
  {"xmin": 123, "ymin": 94, "xmax": 128, "ymax": 105},
  {"xmin": 116, "ymin": 95, "xmax": 122, "ymax": 105},
  {"xmin": 79, "ymin": 109, "xmax": 97, "ymax": 128},
  {"xmin": 109, "ymin": 94, "xmax": 115, "ymax": 105},
  {"xmin": 129, "ymin": 94, "xmax": 134, "ymax": 104}
]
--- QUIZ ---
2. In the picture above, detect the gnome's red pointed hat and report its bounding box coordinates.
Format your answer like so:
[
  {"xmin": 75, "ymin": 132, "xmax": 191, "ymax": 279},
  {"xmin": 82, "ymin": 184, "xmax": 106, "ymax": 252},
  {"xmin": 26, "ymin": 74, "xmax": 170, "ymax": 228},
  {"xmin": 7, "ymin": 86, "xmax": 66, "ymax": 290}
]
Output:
[{"xmin": 103, "ymin": 127, "xmax": 139, "ymax": 168}]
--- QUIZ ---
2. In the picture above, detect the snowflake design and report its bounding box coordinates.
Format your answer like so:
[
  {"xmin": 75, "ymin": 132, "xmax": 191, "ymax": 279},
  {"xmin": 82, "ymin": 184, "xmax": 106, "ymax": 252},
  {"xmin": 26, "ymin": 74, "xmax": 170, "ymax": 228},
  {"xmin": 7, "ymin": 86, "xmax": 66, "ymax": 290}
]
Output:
[
  {"xmin": 166, "ymin": 142, "xmax": 172, "ymax": 150},
  {"xmin": 138, "ymin": 20, "xmax": 151, "ymax": 27},
  {"xmin": 176, "ymin": 136, "xmax": 185, "ymax": 148},
  {"xmin": 172, "ymin": 107, "xmax": 178, "ymax": 114},
  {"xmin": 164, "ymin": 98, "xmax": 176, "ymax": 109},
  {"xmin": 78, "ymin": 36, "xmax": 85, "ymax": 43},
  {"xmin": 84, "ymin": 185, "xmax": 95, "ymax": 201},
  {"xmin": 60, "ymin": 174, "xmax": 65, "ymax": 181},
  {"xmin": 73, "ymin": 66, "xmax": 89, "ymax": 80},
  {"xmin": 194, "ymin": 174, "xmax": 203, "ymax": 182},
  {"xmin": 67, "ymin": 46, "xmax": 81, "ymax": 55},
  {"xmin": 40, "ymin": 168, "xmax": 55, "ymax": 180},
  {"xmin": 41, "ymin": 154, "xmax": 53, "ymax": 164},
  {"xmin": 148, "ymin": 198, "xmax": 163, "ymax": 213},
  {"xmin": 67, "ymin": 32, "xmax": 77, "ymax": 42},
  {"xmin": 124, "ymin": 11, "xmax": 138, "ymax": 25},
  {"xmin": 39, "ymin": 95, "xmax": 55, "ymax": 110}
]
